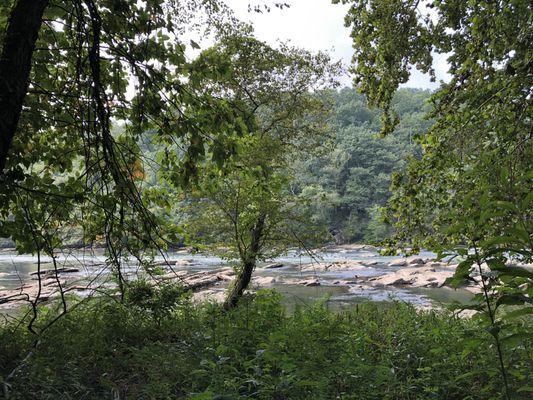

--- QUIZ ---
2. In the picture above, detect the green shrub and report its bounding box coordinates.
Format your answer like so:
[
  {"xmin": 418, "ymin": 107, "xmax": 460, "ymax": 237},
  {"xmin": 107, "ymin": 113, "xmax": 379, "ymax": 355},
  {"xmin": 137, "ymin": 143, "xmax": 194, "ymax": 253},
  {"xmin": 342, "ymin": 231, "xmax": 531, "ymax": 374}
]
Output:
[{"xmin": 0, "ymin": 291, "xmax": 530, "ymax": 399}]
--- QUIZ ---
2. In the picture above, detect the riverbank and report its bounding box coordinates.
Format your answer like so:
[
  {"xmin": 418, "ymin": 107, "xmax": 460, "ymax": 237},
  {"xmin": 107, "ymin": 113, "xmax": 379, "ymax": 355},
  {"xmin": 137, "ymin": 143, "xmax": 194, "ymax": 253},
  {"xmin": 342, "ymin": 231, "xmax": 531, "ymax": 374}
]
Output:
[{"xmin": 1, "ymin": 292, "xmax": 529, "ymax": 399}]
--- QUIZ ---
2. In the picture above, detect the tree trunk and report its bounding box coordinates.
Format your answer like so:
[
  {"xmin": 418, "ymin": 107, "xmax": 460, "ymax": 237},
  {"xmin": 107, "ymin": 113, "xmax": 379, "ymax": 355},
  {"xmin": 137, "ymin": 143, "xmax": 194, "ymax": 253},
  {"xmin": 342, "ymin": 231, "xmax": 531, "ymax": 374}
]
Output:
[
  {"xmin": 0, "ymin": 0, "xmax": 49, "ymax": 175},
  {"xmin": 224, "ymin": 215, "xmax": 265, "ymax": 310}
]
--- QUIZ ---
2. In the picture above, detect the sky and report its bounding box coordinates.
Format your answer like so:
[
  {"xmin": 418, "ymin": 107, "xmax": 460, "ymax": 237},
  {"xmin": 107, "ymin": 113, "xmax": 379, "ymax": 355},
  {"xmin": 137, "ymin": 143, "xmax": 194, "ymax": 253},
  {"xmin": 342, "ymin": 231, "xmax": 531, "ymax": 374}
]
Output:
[{"xmin": 225, "ymin": 0, "xmax": 450, "ymax": 90}]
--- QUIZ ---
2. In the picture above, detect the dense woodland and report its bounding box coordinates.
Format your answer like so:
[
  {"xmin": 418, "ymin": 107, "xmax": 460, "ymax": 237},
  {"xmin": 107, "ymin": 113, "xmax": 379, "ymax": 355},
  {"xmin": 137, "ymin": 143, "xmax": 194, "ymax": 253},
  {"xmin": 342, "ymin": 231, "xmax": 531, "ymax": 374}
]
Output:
[
  {"xmin": 0, "ymin": 0, "xmax": 531, "ymax": 399},
  {"xmin": 292, "ymin": 88, "xmax": 430, "ymax": 243}
]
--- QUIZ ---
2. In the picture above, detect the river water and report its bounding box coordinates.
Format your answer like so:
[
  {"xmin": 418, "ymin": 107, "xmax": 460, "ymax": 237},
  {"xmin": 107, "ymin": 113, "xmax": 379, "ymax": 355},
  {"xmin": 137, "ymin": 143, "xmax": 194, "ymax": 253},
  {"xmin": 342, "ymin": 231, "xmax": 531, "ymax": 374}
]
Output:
[{"xmin": 0, "ymin": 247, "xmax": 473, "ymax": 311}]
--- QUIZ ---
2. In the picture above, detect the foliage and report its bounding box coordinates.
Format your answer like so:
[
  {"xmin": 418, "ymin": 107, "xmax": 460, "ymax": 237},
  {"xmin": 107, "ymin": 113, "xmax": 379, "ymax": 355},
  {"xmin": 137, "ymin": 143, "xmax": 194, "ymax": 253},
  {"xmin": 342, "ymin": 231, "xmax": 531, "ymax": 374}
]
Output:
[
  {"xmin": 140, "ymin": 86, "xmax": 431, "ymax": 247},
  {"xmin": 124, "ymin": 279, "xmax": 186, "ymax": 322},
  {"xmin": 1, "ymin": 292, "xmax": 531, "ymax": 399},
  {"xmin": 154, "ymin": 35, "xmax": 339, "ymax": 305},
  {"xmin": 0, "ymin": 0, "xmax": 247, "ymax": 297},
  {"xmin": 292, "ymin": 87, "xmax": 430, "ymax": 243},
  {"xmin": 158, "ymin": 34, "xmax": 340, "ymax": 306},
  {"xmin": 337, "ymin": 0, "xmax": 532, "ymax": 253},
  {"xmin": 337, "ymin": 0, "xmax": 532, "ymax": 396}
]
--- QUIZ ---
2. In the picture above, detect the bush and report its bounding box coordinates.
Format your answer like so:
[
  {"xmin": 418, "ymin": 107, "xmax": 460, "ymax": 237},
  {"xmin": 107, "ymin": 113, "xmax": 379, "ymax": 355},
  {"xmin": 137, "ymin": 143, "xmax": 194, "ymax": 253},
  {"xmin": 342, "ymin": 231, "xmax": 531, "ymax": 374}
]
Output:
[{"xmin": 0, "ymin": 291, "xmax": 530, "ymax": 399}]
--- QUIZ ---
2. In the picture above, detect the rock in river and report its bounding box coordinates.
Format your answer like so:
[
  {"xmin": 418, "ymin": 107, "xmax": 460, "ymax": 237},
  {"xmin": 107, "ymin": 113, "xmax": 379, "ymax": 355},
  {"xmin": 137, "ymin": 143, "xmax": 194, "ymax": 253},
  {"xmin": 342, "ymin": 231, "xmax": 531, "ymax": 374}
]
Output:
[
  {"xmin": 264, "ymin": 263, "xmax": 284, "ymax": 269},
  {"xmin": 388, "ymin": 259, "xmax": 407, "ymax": 267}
]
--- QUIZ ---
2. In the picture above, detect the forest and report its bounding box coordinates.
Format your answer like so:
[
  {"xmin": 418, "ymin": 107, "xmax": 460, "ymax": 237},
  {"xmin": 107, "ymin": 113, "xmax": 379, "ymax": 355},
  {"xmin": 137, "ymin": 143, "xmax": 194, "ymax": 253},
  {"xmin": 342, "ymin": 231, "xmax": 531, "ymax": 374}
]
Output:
[{"xmin": 0, "ymin": 1, "xmax": 531, "ymax": 399}]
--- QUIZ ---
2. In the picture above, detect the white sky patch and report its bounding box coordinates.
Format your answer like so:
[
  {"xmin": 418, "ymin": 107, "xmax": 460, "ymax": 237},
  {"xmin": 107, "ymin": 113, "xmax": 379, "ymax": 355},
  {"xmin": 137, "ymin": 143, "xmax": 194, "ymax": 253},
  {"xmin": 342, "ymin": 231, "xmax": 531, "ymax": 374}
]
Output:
[{"xmin": 225, "ymin": 0, "xmax": 451, "ymax": 90}]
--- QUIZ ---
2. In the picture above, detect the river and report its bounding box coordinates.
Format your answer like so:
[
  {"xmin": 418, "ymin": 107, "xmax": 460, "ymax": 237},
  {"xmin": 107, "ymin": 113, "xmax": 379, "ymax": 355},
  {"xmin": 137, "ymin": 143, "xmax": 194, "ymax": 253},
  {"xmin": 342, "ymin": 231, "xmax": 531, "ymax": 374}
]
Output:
[{"xmin": 0, "ymin": 246, "xmax": 473, "ymax": 311}]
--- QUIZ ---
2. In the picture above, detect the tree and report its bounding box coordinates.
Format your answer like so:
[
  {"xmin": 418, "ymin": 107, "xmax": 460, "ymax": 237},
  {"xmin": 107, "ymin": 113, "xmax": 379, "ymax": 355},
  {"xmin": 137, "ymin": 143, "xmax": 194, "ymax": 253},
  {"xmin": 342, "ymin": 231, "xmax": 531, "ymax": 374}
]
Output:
[
  {"xmin": 0, "ymin": 0, "xmax": 49, "ymax": 174},
  {"xmin": 0, "ymin": 0, "xmax": 263, "ymax": 323},
  {"xmin": 0, "ymin": 1, "xmax": 240, "ymax": 252},
  {"xmin": 165, "ymin": 35, "xmax": 338, "ymax": 308},
  {"xmin": 337, "ymin": 0, "xmax": 532, "ymax": 396}
]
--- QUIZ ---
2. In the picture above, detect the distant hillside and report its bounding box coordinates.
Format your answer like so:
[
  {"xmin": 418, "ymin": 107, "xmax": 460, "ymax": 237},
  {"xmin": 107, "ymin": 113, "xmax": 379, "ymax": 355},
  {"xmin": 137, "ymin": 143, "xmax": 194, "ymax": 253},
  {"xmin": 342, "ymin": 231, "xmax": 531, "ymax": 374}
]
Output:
[{"xmin": 292, "ymin": 87, "xmax": 432, "ymax": 243}]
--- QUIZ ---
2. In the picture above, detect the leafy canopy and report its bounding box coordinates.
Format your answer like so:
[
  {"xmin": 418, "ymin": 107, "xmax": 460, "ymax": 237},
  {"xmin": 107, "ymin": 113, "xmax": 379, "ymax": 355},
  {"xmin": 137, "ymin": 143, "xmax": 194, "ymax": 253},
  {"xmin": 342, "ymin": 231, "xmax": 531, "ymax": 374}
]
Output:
[
  {"xmin": 338, "ymin": 0, "xmax": 532, "ymax": 396},
  {"xmin": 0, "ymin": 1, "xmax": 244, "ymax": 260}
]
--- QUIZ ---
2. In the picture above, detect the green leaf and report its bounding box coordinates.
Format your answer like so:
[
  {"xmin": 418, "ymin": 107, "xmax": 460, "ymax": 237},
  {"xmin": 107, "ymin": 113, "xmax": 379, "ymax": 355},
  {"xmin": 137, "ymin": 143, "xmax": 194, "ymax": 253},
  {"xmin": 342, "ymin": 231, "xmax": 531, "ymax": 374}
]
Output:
[
  {"xmin": 503, "ymin": 306, "xmax": 533, "ymax": 320},
  {"xmin": 190, "ymin": 39, "xmax": 201, "ymax": 49}
]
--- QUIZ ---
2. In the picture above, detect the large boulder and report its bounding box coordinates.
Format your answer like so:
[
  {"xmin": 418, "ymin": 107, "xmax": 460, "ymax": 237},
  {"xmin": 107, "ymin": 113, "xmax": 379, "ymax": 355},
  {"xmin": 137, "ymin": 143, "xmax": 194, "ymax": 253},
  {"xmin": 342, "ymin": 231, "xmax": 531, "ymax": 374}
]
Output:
[
  {"xmin": 388, "ymin": 259, "xmax": 407, "ymax": 267},
  {"xmin": 296, "ymin": 278, "xmax": 321, "ymax": 287},
  {"xmin": 369, "ymin": 266, "xmax": 454, "ymax": 288},
  {"xmin": 252, "ymin": 276, "xmax": 278, "ymax": 286},
  {"xmin": 175, "ymin": 259, "xmax": 194, "ymax": 267},
  {"xmin": 407, "ymin": 258, "xmax": 425, "ymax": 266}
]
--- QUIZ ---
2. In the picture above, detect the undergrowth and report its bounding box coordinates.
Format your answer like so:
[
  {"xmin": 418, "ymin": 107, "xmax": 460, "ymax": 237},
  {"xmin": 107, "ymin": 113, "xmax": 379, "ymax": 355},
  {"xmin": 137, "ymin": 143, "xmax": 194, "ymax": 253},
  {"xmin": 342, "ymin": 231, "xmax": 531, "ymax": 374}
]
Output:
[{"xmin": 0, "ymin": 289, "xmax": 531, "ymax": 399}]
